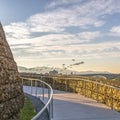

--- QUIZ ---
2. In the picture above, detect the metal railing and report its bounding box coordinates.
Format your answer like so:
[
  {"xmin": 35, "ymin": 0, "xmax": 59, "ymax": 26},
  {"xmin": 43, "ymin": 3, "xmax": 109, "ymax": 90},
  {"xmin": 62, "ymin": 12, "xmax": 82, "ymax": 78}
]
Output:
[
  {"xmin": 21, "ymin": 77, "xmax": 53, "ymax": 120},
  {"xmin": 42, "ymin": 76, "xmax": 120, "ymax": 111}
]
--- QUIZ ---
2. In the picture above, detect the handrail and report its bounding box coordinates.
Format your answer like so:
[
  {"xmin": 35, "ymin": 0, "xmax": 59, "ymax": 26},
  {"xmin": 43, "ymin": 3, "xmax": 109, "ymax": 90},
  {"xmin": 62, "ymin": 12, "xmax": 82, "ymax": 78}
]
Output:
[
  {"xmin": 75, "ymin": 78, "xmax": 120, "ymax": 90},
  {"xmin": 43, "ymin": 76, "xmax": 120, "ymax": 111},
  {"xmin": 21, "ymin": 77, "xmax": 53, "ymax": 120},
  {"xmin": 52, "ymin": 76, "xmax": 120, "ymax": 90}
]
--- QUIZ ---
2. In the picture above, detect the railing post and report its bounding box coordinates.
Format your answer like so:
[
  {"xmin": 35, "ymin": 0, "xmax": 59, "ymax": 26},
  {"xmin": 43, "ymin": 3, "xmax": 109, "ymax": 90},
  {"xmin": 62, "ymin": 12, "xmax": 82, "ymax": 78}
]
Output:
[
  {"xmin": 35, "ymin": 81, "xmax": 37, "ymax": 97},
  {"xmin": 91, "ymin": 82, "xmax": 93, "ymax": 98},
  {"xmin": 96, "ymin": 83, "xmax": 99, "ymax": 102},
  {"xmin": 48, "ymin": 88, "xmax": 51, "ymax": 119},
  {"xmin": 51, "ymin": 96, "xmax": 53, "ymax": 118},
  {"xmin": 49, "ymin": 96, "xmax": 54, "ymax": 120},
  {"xmin": 74, "ymin": 81, "xmax": 77, "ymax": 93},
  {"xmin": 65, "ymin": 80, "xmax": 68, "ymax": 92},
  {"xmin": 49, "ymin": 103, "xmax": 51, "ymax": 119},
  {"xmin": 42, "ymin": 83, "xmax": 45, "ymax": 100},
  {"xmin": 48, "ymin": 88, "xmax": 50, "ymax": 100},
  {"xmin": 31, "ymin": 80, "xmax": 33, "ymax": 95},
  {"xmin": 84, "ymin": 81, "xmax": 86, "ymax": 96},
  {"xmin": 104, "ymin": 86, "xmax": 106, "ymax": 104},
  {"xmin": 82, "ymin": 80, "xmax": 84, "ymax": 95},
  {"xmin": 52, "ymin": 78, "xmax": 55, "ymax": 89},
  {"xmin": 110, "ymin": 88, "xmax": 113, "ymax": 110}
]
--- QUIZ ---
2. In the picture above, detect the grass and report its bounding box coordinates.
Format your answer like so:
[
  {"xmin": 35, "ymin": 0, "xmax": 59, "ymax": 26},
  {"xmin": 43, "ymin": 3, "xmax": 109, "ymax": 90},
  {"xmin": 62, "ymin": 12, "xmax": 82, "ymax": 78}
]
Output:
[{"xmin": 18, "ymin": 96, "xmax": 36, "ymax": 120}]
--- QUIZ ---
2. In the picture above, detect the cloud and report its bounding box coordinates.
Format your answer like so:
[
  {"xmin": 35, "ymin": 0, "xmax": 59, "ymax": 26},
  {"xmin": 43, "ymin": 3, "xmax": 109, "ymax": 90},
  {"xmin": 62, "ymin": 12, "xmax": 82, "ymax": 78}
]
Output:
[
  {"xmin": 30, "ymin": 31, "xmax": 100, "ymax": 47},
  {"xmin": 3, "ymin": 0, "xmax": 120, "ymax": 64},
  {"xmin": 4, "ymin": 22, "xmax": 30, "ymax": 40},
  {"xmin": 6, "ymin": 31, "xmax": 100, "ymax": 47},
  {"xmin": 4, "ymin": 0, "xmax": 120, "ymax": 37},
  {"xmin": 47, "ymin": 0, "xmax": 120, "ymax": 16},
  {"xmin": 94, "ymin": 21, "xmax": 105, "ymax": 27},
  {"xmin": 110, "ymin": 26, "xmax": 120, "ymax": 36},
  {"xmin": 46, "ymin": 0, "xmax": 82, "ymax": 9},
  {"xmin": 45, "ymin": 0, "xmax": 120, "ymax": 29},
  {"xmin": 73, "ymin": 0, "xmax": 120, "ymax": 17},
  {"xmin": 70, "ymin": 41, "xmax": 120, "ymax": 58},
  {"xmin": 9, "ymin": 31, "xmax": 100, "ymax": 58},
  {"xmin": 9, "ymin": 34, "xmax": 120, "ymax": 60},
  {"xmin": 27, "ymin": 4, "xmax": 105, "ymax": 33}
]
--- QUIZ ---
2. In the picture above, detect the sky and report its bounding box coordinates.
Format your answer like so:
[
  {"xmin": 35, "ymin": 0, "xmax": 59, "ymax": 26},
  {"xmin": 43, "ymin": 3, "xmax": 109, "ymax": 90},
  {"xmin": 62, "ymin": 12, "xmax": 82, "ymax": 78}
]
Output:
[{"xmin": 0, "ymin": 0, "xmax": 120, "ymax": 73}]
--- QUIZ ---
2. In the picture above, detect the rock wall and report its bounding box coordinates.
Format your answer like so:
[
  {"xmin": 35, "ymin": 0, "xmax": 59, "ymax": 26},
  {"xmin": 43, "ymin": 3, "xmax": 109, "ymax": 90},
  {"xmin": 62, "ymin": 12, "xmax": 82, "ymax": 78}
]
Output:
[{"xmin": 0, "ymin": 22, "xmax": 24, "ymax": 120}]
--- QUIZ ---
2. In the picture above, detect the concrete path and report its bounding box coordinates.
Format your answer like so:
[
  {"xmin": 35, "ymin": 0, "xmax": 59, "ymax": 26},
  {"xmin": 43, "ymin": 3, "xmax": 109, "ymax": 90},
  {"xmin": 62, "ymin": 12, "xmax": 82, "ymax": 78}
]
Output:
[
  {"xmin": 23, "ymin": 86, "xmax": 120, "ymax": 120},
  {"xmin": 52, "ymin": 90, "xmax": 120, "ymax": 120}
]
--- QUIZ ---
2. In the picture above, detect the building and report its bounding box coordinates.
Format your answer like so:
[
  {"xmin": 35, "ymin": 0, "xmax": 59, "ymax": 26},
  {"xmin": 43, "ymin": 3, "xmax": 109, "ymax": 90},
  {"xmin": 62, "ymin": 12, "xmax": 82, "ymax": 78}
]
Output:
[{"xmin": 49, "ymin": 70, "xmax": 58, "ymax": 75}]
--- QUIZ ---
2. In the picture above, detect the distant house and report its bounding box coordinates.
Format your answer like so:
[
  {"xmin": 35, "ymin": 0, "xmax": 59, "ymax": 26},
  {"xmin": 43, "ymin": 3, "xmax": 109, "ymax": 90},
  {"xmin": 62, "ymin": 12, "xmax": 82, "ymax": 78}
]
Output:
[{"xmin": 49, "ymin": 70, "xmax": 58, "ymax": 75}]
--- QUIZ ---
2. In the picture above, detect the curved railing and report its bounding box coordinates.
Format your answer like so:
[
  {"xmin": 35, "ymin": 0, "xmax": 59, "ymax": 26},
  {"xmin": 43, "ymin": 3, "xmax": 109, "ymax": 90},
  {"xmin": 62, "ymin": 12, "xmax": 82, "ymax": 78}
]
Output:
[
  {"xmin": 42, "ymin": 76, "xmax": 120, "ymax": 111},
  {"xmin": 21, "ymin": 77, "xmax": 53, "ymax": 120}
]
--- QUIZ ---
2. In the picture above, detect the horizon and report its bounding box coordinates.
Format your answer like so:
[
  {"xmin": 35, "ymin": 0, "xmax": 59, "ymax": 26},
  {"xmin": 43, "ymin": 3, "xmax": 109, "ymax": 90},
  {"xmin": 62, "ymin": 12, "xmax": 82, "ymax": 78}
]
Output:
[
  {"xmin": 18, "ymin": 65, "xmax": 119, "ymax": 74},
  {"xmin": 0, "ymin": 0, "xmax": 120, "ymax": 73}
]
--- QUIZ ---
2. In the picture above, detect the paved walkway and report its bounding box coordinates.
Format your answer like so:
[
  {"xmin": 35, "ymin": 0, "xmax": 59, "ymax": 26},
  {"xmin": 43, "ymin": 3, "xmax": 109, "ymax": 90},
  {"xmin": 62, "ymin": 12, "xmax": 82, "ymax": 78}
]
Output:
[
  {"xmin": 52, "ymin": 90, "xmax": 120, "ymax": 120},
  {"xmin": 23, "ymin": 86, "xmax": 120, "ymax": 120}
]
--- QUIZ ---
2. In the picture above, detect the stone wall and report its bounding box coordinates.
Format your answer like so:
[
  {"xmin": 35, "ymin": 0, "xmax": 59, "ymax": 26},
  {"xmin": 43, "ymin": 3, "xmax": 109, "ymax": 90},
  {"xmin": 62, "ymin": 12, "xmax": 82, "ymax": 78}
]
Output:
[
  {"xmin": 0, "ymin": 22, "xmax": 24, "ymax": 120},
  {"xmin": 21, "ymin": 73, "xmax": 120, "ymax": 111},
  {"xmin": 43, "ymin": 76, "xmax": 120, "ymax": 111}
]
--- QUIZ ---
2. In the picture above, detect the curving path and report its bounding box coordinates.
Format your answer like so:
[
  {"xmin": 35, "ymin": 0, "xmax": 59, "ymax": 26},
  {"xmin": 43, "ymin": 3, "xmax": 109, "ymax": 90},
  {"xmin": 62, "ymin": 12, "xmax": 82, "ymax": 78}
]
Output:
[
  {"xmin": 52, "ymin": 90, "xmax": 120, "ymax": 120},
  {"xmin": 23, "ymin": 86, "xmax": 120, "ymax": 120}
]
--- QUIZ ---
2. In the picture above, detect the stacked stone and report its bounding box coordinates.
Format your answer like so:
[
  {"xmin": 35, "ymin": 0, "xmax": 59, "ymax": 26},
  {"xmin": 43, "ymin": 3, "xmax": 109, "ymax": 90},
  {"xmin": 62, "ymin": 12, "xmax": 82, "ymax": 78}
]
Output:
[{"xmin": 0, "ymin": 22, "xmax": 24, "ymax": 120}]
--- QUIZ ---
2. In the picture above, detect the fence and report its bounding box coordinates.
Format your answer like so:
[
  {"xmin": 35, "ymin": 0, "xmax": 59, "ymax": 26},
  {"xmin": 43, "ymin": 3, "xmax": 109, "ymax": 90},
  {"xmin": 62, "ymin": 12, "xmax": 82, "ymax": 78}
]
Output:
[
  {"xmin": 21, "ymin": 77, "xmax": 53, "ymax": 120},
  {"xmin": 42, "ymin": 76, "xmax": 120, "ymax": 111}
]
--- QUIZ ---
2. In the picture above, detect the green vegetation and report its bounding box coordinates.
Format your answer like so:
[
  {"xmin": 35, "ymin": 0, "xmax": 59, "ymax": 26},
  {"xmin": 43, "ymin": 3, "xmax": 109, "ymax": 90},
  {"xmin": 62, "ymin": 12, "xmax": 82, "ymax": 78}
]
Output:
[{"xmin": 18, "ymin": 96, "xmax": 36, "ymax": 120}]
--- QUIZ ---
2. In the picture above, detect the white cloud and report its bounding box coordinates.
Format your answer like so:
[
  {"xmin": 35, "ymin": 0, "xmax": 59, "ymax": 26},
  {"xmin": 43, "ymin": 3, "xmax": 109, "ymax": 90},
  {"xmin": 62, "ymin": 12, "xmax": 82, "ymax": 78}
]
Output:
[
  {"xmin": 77, "ymin": 32, "xmax": 100, "ymax": 40},
  {"xmin": 46, "ymin": 0, "xmax": 82, "ymax": 9},
  {"xmin": 110, "ymin": 26, "xmax": 120, "ymax": 36},
  {"xmin": 4, "ymin": 0, "xmax": 120, "ymax": 37},
  {"xmin": 3, "ymin": 0, "xmax": 120, "ymax": 65},
  {"xmin": 34, "ymin": 31, "xmax": 100, "ymax": 45},
  {"xmin": 94, "ymin": 21, "xmax": 105, "ymax": 27},
  {"xmin": 9, "ymin": 32, "xmax": 120, "ymax": 60},
  {"xmin": 73, "ymin": 0, "xmax": 120, "ymax": 17},
  {"xmin": 27, "ymin": 0, "xmax": 120, "ymax": 33},
  {"xmin": 4, "ymin": 22, "xmax": 30, "ymax": 40},
  {"xmin": 27, "ymin": 6, "xmax": 104, "ymax": 33}
]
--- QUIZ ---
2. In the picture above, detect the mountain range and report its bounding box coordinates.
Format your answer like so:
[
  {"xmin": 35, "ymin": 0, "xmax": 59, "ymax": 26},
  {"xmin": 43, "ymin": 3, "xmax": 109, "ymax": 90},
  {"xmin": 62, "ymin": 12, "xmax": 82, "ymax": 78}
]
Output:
[{"xmin": 18, "ymin": 66, "xmax": 111, "ymax": 75}]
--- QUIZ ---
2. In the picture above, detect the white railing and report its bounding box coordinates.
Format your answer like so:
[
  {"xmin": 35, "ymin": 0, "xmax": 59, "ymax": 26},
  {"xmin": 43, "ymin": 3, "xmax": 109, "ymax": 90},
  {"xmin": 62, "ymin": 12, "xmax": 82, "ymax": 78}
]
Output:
[{"xmin": 21, "ymin": 77, "xmax": 53, "ymax": 120}]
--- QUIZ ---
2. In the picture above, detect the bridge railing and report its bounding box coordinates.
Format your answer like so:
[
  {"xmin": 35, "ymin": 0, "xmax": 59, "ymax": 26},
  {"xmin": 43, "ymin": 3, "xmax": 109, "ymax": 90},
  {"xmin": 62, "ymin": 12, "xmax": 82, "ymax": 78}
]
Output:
[
  {"xmin": 21, "ymin": 77, "xmax": 53, "ymax": 120},
  {"xmin": 41, "ymin": 76, "xmax": 120, "ymax": 111}
]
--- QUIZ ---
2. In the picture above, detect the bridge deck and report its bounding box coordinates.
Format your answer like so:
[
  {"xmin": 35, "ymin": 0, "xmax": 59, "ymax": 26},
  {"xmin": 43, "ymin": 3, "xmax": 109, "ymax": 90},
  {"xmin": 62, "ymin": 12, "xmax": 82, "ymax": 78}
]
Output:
[{"xmin": 23, "ymin": 86, "xmax": 120, "ymax": 120}]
